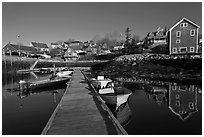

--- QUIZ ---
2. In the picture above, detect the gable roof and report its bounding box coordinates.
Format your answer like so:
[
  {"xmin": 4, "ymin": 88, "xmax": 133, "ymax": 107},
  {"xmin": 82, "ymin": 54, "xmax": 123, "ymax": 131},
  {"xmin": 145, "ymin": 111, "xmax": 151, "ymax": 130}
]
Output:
[
  {"xmin": 4, "ymin": 43, "xmax": 37, "ymax": 53},
  {"xmin": 169, "ymin": 17, "xmax": 200, "ymax": 31},
  {"xmin": 31, "ymin": 42, "xmax": 48, "ymax": 48}
]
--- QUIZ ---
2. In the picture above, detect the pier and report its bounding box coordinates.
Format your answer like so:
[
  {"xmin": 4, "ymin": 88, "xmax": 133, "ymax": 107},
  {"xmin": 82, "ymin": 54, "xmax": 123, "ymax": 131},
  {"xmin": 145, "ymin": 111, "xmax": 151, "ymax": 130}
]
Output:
[{"xmin": 41, "ymin": 68, "xmax": 127, "ymax": 135}]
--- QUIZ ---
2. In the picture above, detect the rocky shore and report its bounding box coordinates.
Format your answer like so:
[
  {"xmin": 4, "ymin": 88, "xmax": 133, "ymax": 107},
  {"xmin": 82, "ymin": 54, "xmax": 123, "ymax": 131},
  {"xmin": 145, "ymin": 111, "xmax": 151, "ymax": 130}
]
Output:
[{"xmin": 91, "ymin": 54, "xmax": 202, "ymax": 86}]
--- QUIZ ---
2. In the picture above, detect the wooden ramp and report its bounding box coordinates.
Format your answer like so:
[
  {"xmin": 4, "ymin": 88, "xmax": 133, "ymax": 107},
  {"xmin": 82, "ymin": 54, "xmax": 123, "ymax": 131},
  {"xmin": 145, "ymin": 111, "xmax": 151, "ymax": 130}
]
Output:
[{"xmin": 42, "ymin": 69, "xmax": 126, "ymax": 135}]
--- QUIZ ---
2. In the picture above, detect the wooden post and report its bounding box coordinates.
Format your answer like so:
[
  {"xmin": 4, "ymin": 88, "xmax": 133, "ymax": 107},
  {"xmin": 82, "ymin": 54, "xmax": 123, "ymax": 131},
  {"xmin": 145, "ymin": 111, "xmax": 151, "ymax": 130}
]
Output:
[
  {"xmin": 10, "ymin": 50, "xmax": 12, "ymax": 67},
  {"xmin": 53, "ymin": 64, "xmax": 56, "ymax": 75}
]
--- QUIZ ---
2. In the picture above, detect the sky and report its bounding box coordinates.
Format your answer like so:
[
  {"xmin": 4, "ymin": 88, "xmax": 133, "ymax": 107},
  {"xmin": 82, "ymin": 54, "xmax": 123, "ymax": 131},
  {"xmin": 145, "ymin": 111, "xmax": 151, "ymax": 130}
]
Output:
[{"xmin": 2, "ymin": 2, "xmax": 202, "ymax": 46}]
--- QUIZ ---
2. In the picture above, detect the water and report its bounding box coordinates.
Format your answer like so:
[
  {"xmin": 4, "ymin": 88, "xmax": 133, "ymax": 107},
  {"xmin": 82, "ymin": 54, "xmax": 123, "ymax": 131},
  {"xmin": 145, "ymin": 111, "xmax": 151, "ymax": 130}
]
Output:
[
  {"xmin": 114, "ymin": 81, "xmax": 202, "ymax": 135},
  {"xmin": 2, "ymin": 70, "xmax": 66, "ymax": 135}
]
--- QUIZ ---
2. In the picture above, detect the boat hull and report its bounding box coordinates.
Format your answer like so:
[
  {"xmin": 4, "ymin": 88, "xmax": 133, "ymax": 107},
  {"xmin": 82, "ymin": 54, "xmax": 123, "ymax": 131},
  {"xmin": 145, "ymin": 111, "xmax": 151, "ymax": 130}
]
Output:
[{"xmin": 20, "ymin": 77, "xmax": 71, "ymax": 91}]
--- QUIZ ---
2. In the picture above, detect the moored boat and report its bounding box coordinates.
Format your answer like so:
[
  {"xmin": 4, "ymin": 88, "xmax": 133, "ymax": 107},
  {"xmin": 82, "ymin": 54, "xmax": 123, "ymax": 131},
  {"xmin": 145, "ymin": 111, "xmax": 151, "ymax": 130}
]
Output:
[
  {"xmin": 90, "ymin": 76, "xmax": 113, "ymax": 91},
  {"xmin": 100, "ymin": 87, "xmax": 132, "ymax": 108},
  {"xmin": 116, "ymin": 102, "xmax": 132, "ymax": 126},
  {"xmin": 56, "ymin": 70, "xmax": 74, "ymax": 78},
  {"xmin": 19, "ymin": 76, "xmax": 71, "ymax": 92}
]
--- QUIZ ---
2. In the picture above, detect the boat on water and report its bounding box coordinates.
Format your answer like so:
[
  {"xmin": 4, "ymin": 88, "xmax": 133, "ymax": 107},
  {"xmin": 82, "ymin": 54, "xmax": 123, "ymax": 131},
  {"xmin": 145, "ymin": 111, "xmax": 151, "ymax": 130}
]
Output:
[
  {"xmin": 90, "ymin": 76, "xmax": 113, "ymax": 91},
  {"xmin": 100, "ymin": 87, "xmax": 132, "ymax": 108},
  {"xmin": 19, "ymin": 76, "xmax": 71, "ymax": 92},
  {"xmin": 56, "ymin": 70, "xmax": 74, "ymax": 78},
  {"xmin": 116, "ymin": 102, "xmax": 132, "ymax": 126}
]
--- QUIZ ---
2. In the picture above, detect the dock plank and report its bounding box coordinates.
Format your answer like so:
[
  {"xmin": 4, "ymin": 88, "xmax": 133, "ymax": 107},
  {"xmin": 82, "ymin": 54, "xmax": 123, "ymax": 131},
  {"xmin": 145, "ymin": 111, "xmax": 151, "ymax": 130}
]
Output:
[{"xmin": 44, "ymin": 69, "xmax": 122, "ymax": 135}]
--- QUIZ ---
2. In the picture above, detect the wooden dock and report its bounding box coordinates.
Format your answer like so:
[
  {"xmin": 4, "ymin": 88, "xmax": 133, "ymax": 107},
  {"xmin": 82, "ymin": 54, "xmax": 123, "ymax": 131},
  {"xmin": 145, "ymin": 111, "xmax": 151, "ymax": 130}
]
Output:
[{"xmin": 41, "ymin": 68, "xmax": 127, "ymax": 135}]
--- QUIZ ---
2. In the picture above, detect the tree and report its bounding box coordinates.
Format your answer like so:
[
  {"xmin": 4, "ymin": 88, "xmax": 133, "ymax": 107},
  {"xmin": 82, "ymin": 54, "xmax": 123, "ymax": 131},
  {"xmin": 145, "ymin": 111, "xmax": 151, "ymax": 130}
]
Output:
[
  {"xmin": 124, "ymin": 27, "xmax": 132, "ymax": 47},
  {"xmin": 132, "ymin": 35, "xmax": 140, "ymax": 46}
]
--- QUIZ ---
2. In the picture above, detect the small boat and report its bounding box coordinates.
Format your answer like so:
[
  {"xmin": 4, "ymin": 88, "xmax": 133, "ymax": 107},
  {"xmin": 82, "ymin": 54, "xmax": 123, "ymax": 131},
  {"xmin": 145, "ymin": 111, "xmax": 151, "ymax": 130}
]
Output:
[
  {"xmin": 116, "ymin": 102, "xmax": 132, "ymax": 126},
  {"xmin": 56, "ymin": 70, "xmax": 74, "ymax": 78},
  {"xmin": 100, "ymin": 87, "xmax": 132, "ymax": 108},
  {"xmin": 90, "ymin": 76, "xmax": 113, "ymax": 90},
  {"xmin": 19, "ymin": 77, "xmax": 71, "ymax": 92}
]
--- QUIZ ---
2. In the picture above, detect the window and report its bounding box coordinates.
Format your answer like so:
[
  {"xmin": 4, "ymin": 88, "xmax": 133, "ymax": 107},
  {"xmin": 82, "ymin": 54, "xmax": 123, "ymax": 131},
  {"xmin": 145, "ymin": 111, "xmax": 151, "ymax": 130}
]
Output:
[
  {"xmin": 184, "ymin": 23, "xmax": 188, "ymax": 27},
  {"xmin": 176, "ymin": 31, "xmax": 181, "ymax": 37},
  {"xmin": 190, "ymin": 29, "xmax": 195, "ymax": 36},
  {"xmin": 189, "ymin": 102, "xmax": 194, "ymax": 110},
  {"xmin": 176, "ymin": 39, "xmax": 180, "ymax": 43},
  {"xmin": 190, "ymin": 47, "xmax": 195, "ymax": 52},
  {"xmin": 172, "ymin": 48, "xmax": 177, "ymax": 53},
  {"xmin": 180, "ymin": 23, "xmax": 184, "ymax": 28},
  {"xmin": 180, "ymin": 23, "xmax": 188, "ymax": 28},
  {"xmin": 176, "ymin": 101, "xmax": 180, "ymax": 106},
  {"xmin": 176, "ymin": 94, "xmax": 180, "ymax": 99},
  {"xmin": 180, "ymin": 47, "xmax": 187, "ymax": 53}
]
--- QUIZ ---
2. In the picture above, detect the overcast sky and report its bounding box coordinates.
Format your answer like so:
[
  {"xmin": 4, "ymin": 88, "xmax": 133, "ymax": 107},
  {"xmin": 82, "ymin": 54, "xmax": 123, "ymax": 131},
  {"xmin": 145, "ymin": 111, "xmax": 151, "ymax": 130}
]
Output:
[{"xmin": 2, "ymin": 2, "xmax": 202, "ymax": 46}]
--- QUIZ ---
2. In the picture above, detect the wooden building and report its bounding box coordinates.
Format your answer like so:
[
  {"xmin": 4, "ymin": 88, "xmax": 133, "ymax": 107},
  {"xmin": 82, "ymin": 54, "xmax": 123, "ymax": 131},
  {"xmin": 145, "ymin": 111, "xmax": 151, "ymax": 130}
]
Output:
[{"xmin": 169, "ymin": 18, "xmax": 200, "ymax": 55}]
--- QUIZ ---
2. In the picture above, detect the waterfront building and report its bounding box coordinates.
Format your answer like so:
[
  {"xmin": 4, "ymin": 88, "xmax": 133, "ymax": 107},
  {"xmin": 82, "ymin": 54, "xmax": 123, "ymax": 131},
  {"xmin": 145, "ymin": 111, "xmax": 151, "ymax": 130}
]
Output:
[
  {"xmin": 168, "ymin": 18, "xmax": 200, "ymax": 55},
  {"xmin": 3, "ymin": 43, "xmax": 37, "ymax": 56}
]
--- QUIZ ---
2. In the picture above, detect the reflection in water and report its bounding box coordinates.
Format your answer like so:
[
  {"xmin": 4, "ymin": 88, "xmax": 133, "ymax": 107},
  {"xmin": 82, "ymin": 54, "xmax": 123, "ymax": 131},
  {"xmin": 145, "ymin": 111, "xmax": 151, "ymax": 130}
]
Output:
[
  {"xmin": 168, "ymin": 84, "xmax": 198, "ymax": 121},
  {"xmin": 144, "ymin": 84, "xmax": 200, "ymax": 121},
  {"xmin": 2, "ymin": 70, "xmax": 66, "ymax": 135},
  {"xmin": 114, "ymin": 77, "xmax": 201, "ymax": 121}
]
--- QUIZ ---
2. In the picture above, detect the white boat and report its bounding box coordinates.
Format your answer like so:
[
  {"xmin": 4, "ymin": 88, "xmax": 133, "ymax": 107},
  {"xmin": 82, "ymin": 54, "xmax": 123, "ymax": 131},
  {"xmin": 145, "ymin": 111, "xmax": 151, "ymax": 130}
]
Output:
[
  {"xmin": 90, "ymin": 76, "xmax": 113, "ymax": 90},
  {"xmin": 56, "ymin": 70, "xmax": 73, "ymax": 77},
  {"xmin": 100, "ymin": 87, "xmax": 132, "ymax": 109}
]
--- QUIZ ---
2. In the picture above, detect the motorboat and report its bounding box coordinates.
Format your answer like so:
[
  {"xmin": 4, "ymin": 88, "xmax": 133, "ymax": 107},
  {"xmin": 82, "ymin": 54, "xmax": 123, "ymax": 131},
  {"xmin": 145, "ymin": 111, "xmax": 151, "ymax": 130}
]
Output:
[
  {"xmin": 19, "ymin": 76, "xmax": 71, "ymax": 92},
  {"xmin": 56, "ymin": 70, "xmax": 74, "ymax": 78},
  {"xmin": 116, "ymin": 102, "xmax": 132, "ymax": 126},
  {"xmin": 99, "ymin": 87, "xmax": 132, "ymax": 109},
  {"xmin": 90, "ymin": 76, "xmax": 113, "ymax": 90}
]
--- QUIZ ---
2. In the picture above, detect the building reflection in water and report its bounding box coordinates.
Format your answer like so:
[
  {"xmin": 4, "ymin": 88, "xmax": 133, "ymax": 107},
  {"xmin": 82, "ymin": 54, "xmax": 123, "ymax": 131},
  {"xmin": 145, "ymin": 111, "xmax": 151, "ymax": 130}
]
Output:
[
  {"xmin": 168, "ymin": 84, "xmax": 199, "ymax": 121},
  {"xmin": 144, "ymin": 83, "xmax": 200, "ymax": 121}
]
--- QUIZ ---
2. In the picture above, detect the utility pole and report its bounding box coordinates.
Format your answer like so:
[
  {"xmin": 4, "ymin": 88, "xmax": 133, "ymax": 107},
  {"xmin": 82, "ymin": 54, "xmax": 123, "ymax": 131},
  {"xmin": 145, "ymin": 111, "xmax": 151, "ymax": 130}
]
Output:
[{"xmin": 17, "ymin": 34, "xmax": 21, "ymax": 56}]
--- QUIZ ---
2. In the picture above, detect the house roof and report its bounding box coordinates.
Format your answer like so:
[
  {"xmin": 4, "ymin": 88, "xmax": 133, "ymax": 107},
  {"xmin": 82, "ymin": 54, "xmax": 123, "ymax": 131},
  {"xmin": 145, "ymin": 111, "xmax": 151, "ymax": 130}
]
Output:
[
  {"xmin": 4, "ymin": 43, "xmax": 37, "ymax": 53},
  {"xmin": 169, "ymin": 17, "xmax": 200, "ymax": 31},
  {"xmin": 31, "ymin": 42, "xmax": 48, "ymax": 48}
]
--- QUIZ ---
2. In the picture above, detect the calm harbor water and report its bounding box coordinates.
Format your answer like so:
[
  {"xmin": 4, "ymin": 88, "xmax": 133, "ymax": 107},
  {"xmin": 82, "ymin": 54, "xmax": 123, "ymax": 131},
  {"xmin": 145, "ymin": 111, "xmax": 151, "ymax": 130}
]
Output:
[
  {"xmin": 109, "ymin": 80, "xmax": 202, "ymax": 135},
  {"xmin": 2, "ymin": 70, "xmax": 66, "ymax": 135}
]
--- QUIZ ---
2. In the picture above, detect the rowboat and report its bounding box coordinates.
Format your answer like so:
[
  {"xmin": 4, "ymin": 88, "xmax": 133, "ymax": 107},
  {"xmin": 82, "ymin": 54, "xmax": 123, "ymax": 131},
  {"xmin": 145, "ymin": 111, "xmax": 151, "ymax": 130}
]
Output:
[{"xmin": 19, "ymin": 76, "xmax": 71, "ymax": 92}]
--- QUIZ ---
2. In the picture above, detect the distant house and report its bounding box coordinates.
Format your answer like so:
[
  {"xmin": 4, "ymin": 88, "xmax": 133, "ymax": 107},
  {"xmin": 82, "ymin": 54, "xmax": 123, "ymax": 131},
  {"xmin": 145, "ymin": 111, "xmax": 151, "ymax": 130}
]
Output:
[
  {"xmin": 113, "ymin": 44, "xmax": 125, "ymax": 51},
  {"xmin": 50, "ymin": 43, "xmax": 59, "ymax": 49},
  {"xmin": 31, "ymin": 42, "xmax": 49, "ymax": 53},
  {"xmin": 64, "ymin": 48, "xmax": 79, "ymax": 61},
  {"xmin": 168, "ymin": 18, "xmax": 200, "ymax": 55},
  {"xmin": 3, "ymin": 43, "xmax": 37, "ymax": 56},
  {"xmin": 69, "ymin": 41, "xmax": 84, "ymax": 50},
  {"xmin": 144, "ymin": 27, "xmax": 168, "ymax": 49},
  {"xmin": 168, "ymin": 84, "xmax": 198, "ymax": 121}
]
